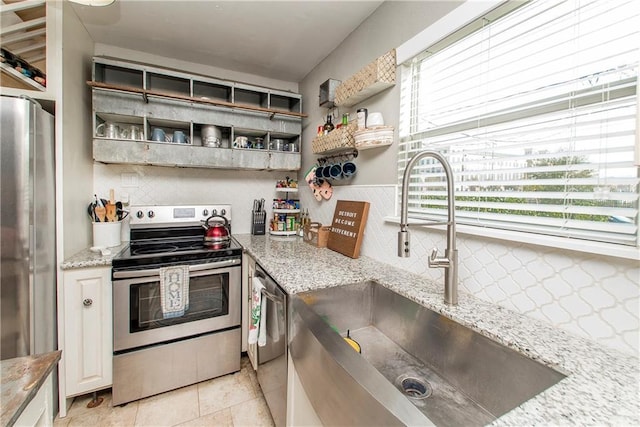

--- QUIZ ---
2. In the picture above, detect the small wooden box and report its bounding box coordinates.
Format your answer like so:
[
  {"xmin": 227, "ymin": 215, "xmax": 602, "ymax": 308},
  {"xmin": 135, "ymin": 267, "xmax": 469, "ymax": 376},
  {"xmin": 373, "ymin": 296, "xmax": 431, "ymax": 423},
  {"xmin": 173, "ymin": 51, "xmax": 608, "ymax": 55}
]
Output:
[{"xmin": 303, "ymin": 222, "xmax": 330, "ymax": 248}]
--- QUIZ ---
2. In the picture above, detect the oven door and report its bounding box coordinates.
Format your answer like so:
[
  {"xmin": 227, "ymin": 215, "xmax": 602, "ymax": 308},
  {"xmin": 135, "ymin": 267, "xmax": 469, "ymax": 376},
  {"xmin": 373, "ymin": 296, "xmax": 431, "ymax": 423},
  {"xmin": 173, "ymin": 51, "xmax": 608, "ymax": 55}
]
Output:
[{"xmin": 113, "ymin": 260, "xmax": 241, "ymax": 352}]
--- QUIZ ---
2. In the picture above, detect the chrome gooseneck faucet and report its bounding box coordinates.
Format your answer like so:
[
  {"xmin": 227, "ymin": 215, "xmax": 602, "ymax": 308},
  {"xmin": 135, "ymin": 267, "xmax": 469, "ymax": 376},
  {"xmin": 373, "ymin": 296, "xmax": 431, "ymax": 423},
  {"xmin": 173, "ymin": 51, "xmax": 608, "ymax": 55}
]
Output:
[{"xmin": 398, "ymin": 151, "xmax": 458, "ymax": 305}]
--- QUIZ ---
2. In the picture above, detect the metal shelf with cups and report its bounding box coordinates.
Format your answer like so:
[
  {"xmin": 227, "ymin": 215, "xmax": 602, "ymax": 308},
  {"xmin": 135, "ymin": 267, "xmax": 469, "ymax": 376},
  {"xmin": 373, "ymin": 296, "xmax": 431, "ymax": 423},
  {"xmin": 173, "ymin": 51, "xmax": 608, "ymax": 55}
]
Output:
[{"xmin": 90, "ymin": 56, "xmax": 304, "ymax": 171}]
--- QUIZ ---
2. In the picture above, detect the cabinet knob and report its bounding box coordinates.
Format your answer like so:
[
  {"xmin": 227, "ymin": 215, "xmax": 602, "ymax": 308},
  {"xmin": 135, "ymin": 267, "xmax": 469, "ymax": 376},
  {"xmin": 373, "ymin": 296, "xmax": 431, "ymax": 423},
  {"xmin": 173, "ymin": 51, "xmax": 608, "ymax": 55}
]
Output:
[{"xmin": 83, "ymin": 298, "xmax": 93, "ymax": 307}]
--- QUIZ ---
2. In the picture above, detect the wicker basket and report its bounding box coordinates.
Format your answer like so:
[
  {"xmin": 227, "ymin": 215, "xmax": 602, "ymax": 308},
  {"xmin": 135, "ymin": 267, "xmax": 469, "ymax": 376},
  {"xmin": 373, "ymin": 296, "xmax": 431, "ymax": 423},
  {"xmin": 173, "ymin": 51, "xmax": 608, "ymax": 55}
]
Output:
[
  {"xmin": 312, "ymin": 121, "xmax": 357, "ymax": 154},
  {"xmin": 334, "ymin": 49, "xmax": 396, "ymax": 108},
  {"xmin": 354, "ymin": 126, "xmax": 394, "ymax": 150}
]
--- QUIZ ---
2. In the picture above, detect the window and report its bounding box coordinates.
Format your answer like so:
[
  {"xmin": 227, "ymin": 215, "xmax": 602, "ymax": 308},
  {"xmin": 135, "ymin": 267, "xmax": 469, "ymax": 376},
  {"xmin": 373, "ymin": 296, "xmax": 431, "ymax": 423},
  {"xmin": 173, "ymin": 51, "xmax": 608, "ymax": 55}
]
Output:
[{"xmin": 398, "ymin": 0, "xmax": 639, "ymax": 247}]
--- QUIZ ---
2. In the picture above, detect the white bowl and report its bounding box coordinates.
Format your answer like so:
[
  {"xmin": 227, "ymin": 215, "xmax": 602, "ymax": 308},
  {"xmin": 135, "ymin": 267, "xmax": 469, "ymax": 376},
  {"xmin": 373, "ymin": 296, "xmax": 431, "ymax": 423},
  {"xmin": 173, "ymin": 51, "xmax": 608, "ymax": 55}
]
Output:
[{"xmin": 367, "ymin": 112, "xmax": 384, "ymax": 127}]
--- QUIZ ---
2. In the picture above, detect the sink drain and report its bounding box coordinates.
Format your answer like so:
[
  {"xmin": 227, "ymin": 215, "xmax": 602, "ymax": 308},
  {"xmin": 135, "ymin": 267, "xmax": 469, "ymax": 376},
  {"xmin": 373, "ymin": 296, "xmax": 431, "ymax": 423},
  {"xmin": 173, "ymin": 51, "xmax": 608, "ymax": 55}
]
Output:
[{"xmin": 396, "ymin": 375, "xmax": 432, "ymax": 400}]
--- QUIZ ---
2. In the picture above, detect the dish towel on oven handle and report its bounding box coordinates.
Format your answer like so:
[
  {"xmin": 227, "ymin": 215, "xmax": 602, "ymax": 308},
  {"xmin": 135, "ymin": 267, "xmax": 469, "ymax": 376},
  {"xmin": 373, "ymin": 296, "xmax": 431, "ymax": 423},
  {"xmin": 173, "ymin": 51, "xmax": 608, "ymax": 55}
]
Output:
[
  {"xmin": 159, "ymin": 265, "xmax": 190, "ymax": 319},
  {"xmin": 249, "ymin": 276, "xmax": 267, "ymax": 347}
]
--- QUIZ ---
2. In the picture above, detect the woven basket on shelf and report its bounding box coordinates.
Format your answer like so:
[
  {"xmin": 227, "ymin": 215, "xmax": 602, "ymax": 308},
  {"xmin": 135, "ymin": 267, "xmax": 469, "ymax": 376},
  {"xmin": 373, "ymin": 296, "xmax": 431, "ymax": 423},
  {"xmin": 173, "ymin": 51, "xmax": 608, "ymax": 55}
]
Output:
[
  {"xmin": 312, "ymin": 121, "xmax": 357, "ymax": 154},
  {"xmin": 354, "ymin": 125, "xmax": 394, "ymax": 149},
  {"xmin": 334, "ymin": 49, "xmax": 396, "ymax": 107}
]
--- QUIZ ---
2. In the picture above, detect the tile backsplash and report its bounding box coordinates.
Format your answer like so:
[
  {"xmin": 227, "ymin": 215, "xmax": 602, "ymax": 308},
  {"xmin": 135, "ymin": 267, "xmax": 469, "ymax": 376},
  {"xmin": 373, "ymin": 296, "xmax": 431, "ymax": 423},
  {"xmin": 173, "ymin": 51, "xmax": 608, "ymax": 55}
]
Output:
[
  {"xmin": 93, "ymin": 163, "xmax": 292, "ymax": 234},
  {"xmin": 94, "ymin": 165, "xmax": 638, "ymax": 356},
  {"xmin": 299, "ymin": 184, "xmax": 639, "ymax": 357}
]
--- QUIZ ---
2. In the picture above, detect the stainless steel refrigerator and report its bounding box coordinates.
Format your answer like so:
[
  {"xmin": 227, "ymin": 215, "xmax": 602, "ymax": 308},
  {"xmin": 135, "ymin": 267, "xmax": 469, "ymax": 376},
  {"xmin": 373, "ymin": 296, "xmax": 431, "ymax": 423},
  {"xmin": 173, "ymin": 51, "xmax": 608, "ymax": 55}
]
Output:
[{"xmin": 1, "ymin": 95, "xmax": 56, "ymax": 360}]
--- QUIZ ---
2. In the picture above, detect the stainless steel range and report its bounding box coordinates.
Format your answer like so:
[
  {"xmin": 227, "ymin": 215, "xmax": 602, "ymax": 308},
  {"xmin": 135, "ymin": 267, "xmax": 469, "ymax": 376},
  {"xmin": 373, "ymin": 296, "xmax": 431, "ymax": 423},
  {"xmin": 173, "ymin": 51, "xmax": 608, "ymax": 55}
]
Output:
[{"xmin": 111, "ymin": 205, "xmax": 242, "ymax": 406}]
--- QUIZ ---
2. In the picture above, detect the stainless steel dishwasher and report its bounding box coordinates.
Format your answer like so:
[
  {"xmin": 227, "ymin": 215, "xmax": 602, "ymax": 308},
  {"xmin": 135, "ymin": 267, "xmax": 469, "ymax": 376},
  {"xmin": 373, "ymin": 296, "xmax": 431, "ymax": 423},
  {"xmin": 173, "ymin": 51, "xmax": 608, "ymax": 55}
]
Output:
[{"xmin": 254, "ymin": 264, "xmax": 287, "ymax": 427}]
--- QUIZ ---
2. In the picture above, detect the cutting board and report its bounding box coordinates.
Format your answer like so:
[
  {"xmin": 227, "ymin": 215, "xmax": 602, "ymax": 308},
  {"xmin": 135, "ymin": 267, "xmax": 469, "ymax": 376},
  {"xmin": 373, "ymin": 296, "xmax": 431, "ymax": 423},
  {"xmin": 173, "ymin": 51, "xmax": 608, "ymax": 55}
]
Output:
[{"xmin": 327, "ymin": 200, "xmax": 370, "ymax": 259}]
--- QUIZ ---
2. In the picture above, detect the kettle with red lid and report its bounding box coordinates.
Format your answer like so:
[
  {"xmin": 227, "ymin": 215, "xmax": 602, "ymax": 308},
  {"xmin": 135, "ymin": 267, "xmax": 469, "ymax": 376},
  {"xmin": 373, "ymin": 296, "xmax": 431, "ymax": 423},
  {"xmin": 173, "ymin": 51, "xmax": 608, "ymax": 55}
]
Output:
[{"xmin": 202, "ymin": 214, "xmax": 231, "ymax": 246}]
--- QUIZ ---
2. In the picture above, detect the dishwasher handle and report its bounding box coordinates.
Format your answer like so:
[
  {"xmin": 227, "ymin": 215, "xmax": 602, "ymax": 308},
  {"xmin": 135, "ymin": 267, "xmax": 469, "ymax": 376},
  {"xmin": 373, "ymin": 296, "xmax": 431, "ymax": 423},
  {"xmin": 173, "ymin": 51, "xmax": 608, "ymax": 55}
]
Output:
[{"xmin": 261, "ymin": 287, "xmax": 284, "ymax": 304}]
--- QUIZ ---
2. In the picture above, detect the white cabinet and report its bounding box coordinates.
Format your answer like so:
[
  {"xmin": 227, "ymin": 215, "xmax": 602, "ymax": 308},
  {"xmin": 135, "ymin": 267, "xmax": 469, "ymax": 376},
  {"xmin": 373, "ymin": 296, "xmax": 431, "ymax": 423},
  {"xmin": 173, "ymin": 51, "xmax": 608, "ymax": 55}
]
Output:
[
  {"xmin": 14, "ymin": 373, "xmax": 54, "ymax": 427},
  {"xmin": 60, "ymin": 267, "xmax": 112, "ymax": 399}
]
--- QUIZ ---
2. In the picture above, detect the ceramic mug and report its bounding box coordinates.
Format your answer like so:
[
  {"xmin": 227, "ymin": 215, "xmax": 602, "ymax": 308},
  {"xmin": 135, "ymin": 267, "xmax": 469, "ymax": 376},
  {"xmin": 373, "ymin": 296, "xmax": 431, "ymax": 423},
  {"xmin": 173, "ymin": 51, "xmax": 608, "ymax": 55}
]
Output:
[
  {"xmin": 342, "ymin": 161, "xmax": 357, "ymax": 178},
  {"xmin": 151, "ymin": 128, "xmax": 167, "ymax": 142},
  {"xmin": 321, "ymin": 163, "xmax": 333, "ymax": 179},
  {"xmin": 173, "ymin": 130, "xmax": 189, "ymax": 144},
  {"xmin": 329, "ymin": 163, "xmax": 343, "ymax": 180}
]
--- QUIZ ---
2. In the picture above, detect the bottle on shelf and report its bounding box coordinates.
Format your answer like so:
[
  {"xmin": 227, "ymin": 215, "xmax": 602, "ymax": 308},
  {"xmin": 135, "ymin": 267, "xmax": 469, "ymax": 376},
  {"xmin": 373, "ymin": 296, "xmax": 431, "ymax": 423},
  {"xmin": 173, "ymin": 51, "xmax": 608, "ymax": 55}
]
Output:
[
  {"xmin": 341, "ymin": 113, "xmax": 349, "ymax": 127},
  {"xmin": 323, "ymin": 115, "xmax": 334, "ymax": 135}
]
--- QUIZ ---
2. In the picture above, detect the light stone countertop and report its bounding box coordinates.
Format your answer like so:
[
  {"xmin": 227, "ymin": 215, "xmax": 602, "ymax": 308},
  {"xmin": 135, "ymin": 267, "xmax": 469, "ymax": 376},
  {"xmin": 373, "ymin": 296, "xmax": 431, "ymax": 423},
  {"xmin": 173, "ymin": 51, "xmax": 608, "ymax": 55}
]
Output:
[
  {"xmin": 0, "ymin": 351, "xmax": 61, "ymax": 427},
  {"xmin": 234, "ymin": 233, "xmax": 639, "ymax": 426},
  {"xmin": 59, "ymin": 234, "xmax": 639, "ymax": 425},
  {"xmin": 60, "ymin": 243, "xmax": 128, "ymax": 270}
]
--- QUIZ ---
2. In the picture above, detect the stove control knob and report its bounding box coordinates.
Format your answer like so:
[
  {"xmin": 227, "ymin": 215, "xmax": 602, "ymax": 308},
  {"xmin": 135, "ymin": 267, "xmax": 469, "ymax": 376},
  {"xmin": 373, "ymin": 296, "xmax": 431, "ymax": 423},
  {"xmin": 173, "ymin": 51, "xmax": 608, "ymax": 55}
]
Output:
[
  {"xmin": 203, "ymin": 209, "xmax": 209, "ymax": 217},
  {"xmin": 148, "ymin": 210, "xmax": 155, "ymax": 218},
  {"xmin": 211, "ymin": 209, "xmax": 217, "ymax": 216},
  {"xmin": 136, "ymin": 210, "xmax": 144, "ymax": 219},
  {"xmin": 221, "ymin": 209, "xmax": 226, "ymax": 216}
]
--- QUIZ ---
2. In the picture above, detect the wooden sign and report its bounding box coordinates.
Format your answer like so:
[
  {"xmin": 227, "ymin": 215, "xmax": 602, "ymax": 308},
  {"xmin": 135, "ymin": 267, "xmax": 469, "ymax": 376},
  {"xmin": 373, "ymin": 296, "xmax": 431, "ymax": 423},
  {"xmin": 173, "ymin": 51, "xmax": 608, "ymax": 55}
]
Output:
[{"xmin": 327, "ymin": 200, "xmax": 370, "ymax": 259}]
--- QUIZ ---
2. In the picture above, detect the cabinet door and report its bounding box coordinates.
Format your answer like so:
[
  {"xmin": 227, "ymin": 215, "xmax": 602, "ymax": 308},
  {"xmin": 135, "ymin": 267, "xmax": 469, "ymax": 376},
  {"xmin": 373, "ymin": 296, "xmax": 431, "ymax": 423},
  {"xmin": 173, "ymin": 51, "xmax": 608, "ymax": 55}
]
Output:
[{"xmin": 63, "ymin": 267, "xmax": 112, "ymax": 396}]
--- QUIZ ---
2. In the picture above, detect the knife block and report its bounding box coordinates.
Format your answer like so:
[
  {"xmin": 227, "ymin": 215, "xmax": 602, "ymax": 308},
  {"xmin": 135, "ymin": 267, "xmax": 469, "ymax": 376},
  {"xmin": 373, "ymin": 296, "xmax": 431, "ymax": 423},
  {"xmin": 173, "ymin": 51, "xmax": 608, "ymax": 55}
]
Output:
[{"xmin": 252, "ymin": 210, "xmax": 266, "ymax": 235}]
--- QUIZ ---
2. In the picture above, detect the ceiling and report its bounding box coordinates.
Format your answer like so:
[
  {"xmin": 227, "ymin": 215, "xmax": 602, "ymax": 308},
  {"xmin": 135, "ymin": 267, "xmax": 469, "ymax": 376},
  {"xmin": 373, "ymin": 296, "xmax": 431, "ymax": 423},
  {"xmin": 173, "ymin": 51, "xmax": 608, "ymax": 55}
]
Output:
[{"xmin": 70, "ymin": 0, "xmax": 384, "ymax": 83}]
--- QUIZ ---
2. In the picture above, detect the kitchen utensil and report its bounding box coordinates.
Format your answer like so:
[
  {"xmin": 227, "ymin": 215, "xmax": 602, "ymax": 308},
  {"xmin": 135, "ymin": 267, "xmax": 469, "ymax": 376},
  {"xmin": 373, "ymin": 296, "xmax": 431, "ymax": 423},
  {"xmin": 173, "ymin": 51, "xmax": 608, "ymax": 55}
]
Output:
[
  {"xmin": 344, "ymin": 330, "xmax": 361, "ymax": 353},
  {"xmin": 202, "ymin": 214, "xmax": 231, "ymax": 245},
  {"xmin": 115, "ymin": 201, "xmax": 123, "ymax": 220},
  {"xmin": 96, "ymin": 122, "xmax": 120, "ymax": 139},
  {"xmin": 94, "ymin": 204, "xmax": 106, "ymax": 222},
  {"xmin": 125, "ymin": 124, "xmax": 144, "ymax": 140},
  {"xmin": 233, "ymin": 136, "xmax": 249, "ymax": 149},
  {"xmin": 88, "ymin": 202, "xmax": 97, "ymax": 221},
  {"xmin": 329, "ymin": 163, "xmax": 343, "ymax": 180},
  {"xmin": 172, "ymin": 130, "xmax": 189, "ymax": 144},
  {"xmin": 270, "ymin": 138, "xmax": 285, "ymax": 151},
  {"xmin": 106, "ymin": 189, "xmax": 117, "ymax": 222},
  {"xmin": 201, "ymin": 125, "xmax": 222, "ymax": 147},
  {"xmin": 253, "ymin": 137, "xmax": 264, "ymax": 149},
  {"xmin": 151, "ymin": 128, "xmax": 168, "ymax": 142},
  {"xmin": 342, "ymin": 161, "xmax": 357, "ymax": 178}
]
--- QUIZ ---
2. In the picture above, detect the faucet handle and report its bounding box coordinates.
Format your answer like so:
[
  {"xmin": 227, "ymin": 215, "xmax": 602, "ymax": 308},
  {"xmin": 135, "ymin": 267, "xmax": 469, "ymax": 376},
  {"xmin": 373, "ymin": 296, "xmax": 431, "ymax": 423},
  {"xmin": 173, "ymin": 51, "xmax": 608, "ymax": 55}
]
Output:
[{"xmin": 429, "ymin": 247, "xmax": 439, "ymax": 261}]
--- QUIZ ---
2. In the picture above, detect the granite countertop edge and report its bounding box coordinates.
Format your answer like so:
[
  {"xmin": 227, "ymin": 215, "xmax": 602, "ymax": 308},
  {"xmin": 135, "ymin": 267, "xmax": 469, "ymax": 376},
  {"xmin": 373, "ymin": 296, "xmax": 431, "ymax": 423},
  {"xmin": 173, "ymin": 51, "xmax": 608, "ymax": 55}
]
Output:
[
  {"xmin": 234, "ymin": 234, "xmax": 639, "ymax": 426},
  {"xmin": 60, "ymin": 243, "xmax": 128, "ymax": 270},
  {"xmin": 0, "ymin": 350, "xmax": 62, "ymax": 427}
]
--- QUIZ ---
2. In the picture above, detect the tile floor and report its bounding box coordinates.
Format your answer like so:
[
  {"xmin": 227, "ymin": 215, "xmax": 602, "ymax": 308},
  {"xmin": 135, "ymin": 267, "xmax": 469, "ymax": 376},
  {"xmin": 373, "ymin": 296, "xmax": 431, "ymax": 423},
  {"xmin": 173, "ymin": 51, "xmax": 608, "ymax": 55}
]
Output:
[{"xmin": 54, "ymin": 356, "xmax": 275, "ymax": 427}]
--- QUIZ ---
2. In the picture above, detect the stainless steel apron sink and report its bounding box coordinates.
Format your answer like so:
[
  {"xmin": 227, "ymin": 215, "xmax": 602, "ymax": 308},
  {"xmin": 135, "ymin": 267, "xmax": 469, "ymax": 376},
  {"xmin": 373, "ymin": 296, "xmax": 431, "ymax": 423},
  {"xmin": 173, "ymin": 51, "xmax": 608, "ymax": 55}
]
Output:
[{"xmin": 290, "ymin": 281, "xmax": 567, "ymax": 426}]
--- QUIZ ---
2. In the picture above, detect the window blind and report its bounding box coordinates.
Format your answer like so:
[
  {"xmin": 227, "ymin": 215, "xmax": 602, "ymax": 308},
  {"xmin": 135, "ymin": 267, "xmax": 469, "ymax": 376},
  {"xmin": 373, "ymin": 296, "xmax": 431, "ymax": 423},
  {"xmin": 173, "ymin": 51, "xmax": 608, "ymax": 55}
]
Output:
[{"xmin": 398, "ymin": 0, "xmax": 639, "ymax": 246}]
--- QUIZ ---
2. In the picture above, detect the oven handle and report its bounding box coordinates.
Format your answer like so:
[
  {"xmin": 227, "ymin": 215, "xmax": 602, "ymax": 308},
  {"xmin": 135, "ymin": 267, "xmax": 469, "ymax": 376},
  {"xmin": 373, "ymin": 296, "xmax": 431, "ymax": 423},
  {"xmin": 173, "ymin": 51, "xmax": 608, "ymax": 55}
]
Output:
[{"xmin": 113, "ymin": 258, "xmax": 241, "ymax": 279}]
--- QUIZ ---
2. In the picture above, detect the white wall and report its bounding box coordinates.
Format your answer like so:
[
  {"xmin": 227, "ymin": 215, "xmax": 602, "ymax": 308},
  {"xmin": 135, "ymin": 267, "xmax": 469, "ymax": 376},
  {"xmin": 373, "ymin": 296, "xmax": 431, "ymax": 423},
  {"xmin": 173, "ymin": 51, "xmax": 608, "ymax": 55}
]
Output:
[
  {"xmin": 297, "ymin": 2, "xmax": 639, "ymax": 356},
  {"xmin": 60, "ymin": 3, "xmax": 95, "ymax": 258}
]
